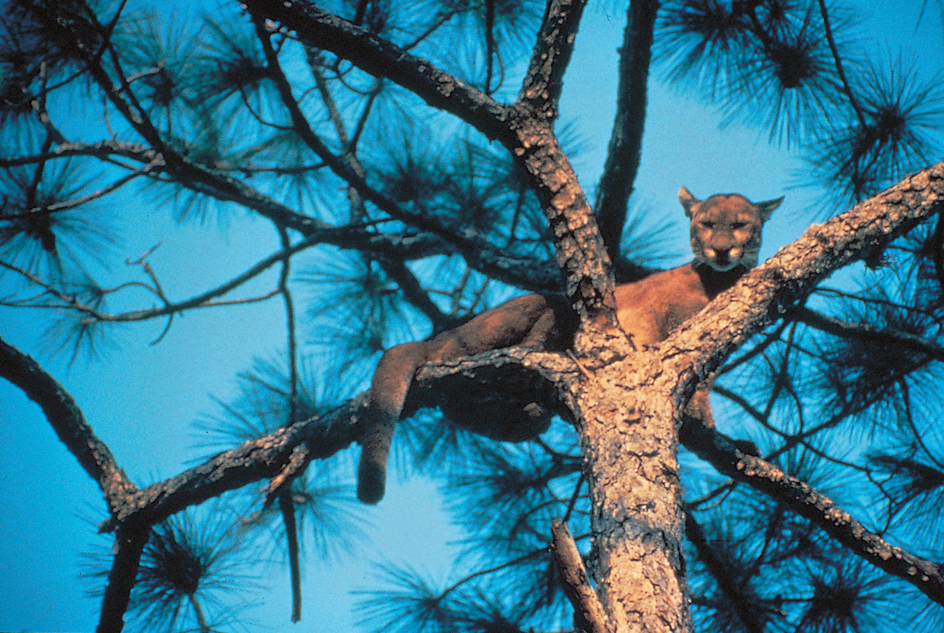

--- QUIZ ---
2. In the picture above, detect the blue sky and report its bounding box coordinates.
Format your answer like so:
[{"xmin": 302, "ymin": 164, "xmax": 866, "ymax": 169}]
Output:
[{"xmin": 0, "ymin": 1, "xmax": 941, "ymax": 631}]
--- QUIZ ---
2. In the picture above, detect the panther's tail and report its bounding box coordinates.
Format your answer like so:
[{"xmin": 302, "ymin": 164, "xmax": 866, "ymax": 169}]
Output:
[
  {"xmin": 357, "ymin": 342, "xmax": 424, "ymax": 504},
  {"xmin": 356, "ymin": 406, "xmax": 396, "ymax": 504}
]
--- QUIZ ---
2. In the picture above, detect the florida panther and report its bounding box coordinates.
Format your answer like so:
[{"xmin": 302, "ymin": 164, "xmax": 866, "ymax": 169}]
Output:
[{"xmin": 356, "ymin": 187, "xmax": 782, "ymax": 503}]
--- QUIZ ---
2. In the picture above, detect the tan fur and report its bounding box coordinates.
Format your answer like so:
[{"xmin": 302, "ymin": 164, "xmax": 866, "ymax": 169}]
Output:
[{"xmin": 356, "ymin": 188, "xmax": 781, "ymax": 503}]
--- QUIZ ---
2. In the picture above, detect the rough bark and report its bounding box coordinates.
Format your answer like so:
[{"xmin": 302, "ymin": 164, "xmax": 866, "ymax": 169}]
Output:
[
  {"xmin": 0, "ymin": 336, "xmax": 137, "ymax": 507},
  {"xmin": 101, "ymin": 399, "xmax": 360, "ymax": 529},
  {"xmin": 574, "ymin": 354, "xmax": 691, "ymax": 632},
  {"xmin": 511, "ymin": 117, "xmax": 621, "ymax": 333},
  {"xmin": 243, "ymin": 0, "xmax": 621, "ymax": 332},
  {"xmin": 681, "ymin": 417, "xmax": 944, "ymax": 606},
  {"xmin": 552, "ymin": 519, "xmax": 612, "ymax": 633}
]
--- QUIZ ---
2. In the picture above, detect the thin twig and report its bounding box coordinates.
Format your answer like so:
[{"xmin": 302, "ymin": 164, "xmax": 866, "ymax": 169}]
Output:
[
  {"xmin": 817, "ymin": 0, "xmax": 867, "ymax": 127},
  {"xmin": 0, "ymin": 232, "xmax": 324, "ymax": 323}
]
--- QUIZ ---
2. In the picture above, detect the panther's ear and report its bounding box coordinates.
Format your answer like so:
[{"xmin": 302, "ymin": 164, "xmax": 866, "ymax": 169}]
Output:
[
  {"xmin": 678, "ymin": 187, "xmax": 699, "ymax": 216},
  {"xmin": 755, "ymin": 196, "xmax": 784, "ymax": 223}
]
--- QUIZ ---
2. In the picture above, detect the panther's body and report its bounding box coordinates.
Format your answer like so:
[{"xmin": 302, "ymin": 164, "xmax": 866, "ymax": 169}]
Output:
[{"xmin": 356, "ymin": 188, "xmax": 781, "ymax": 503}]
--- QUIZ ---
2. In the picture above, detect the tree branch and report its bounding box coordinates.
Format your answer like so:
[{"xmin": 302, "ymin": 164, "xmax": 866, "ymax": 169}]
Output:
[
  {"xmin": 551, "ymin": 519, "xmax": 612, "ymax": 633},
  {"xmin": 240, "ymin": 0, "xmax": 515, "ymax": 143},
  {"xmin": 664, "ymin": 161, "xmax": 944, "ymax": 391},
  {"xmin": 96, "ymin": 525, "xmax": 150, "ymax": 633},
  {"xmin": 0, "ymin": 335, "xmax": 137, "ymax": 506},
  {"xmin": 100, "ymin": 346, "xmax": 567, "ymax": 532},
  {"xmin": 680, "ymin": 417, "xmax": 944, "ymax": 606},
  {"xmin": 518, "ymin": 0, "xmax": 588, "ymax": 117},
  {"xmin": 2, "ymin": 144, "xmax": 565, "ymax": 295},
  {"xmin": 816, "ymin": 0, "xmax": 866, "ymax": 127},
  {"xmin": 789, "ymin": 305, "xmax": 944, "ymax": 362},
  {"xmin": 102, "ymin": 399, "xmax": 361, "ymax": 529},
  {"xmin": 594, "ymin": 0, "xmax": 659, "ymax": 261}
]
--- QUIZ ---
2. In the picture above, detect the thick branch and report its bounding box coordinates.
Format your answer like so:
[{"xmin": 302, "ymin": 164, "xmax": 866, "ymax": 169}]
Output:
[
  {"xmin": 101, "ymin": 348, "xmax": 574, "ymax": 532},
  {"xmin": 663, "ymin": 161, "xmax": 944, "ymax": 390},
  {"xmin": 0, "ymin": 336, "xmax": 136, "ymax": 505},
  {"xmin": 680, "ymin": 418, "xmax": 944, "ymax": 606},
  {"xmin": 594, "ymin": 0, "xmax": 659, "ymax": 261},
  {"xmin": 104, "ymin": 400, "xmax": 360, "ymax": 529},
  {"xmin": 511, "ymin": 123, "xmax": 620, "ymax": 333},
  {"xmin": 518, "ymin": 0, "xmax": 588, "ymax": 116},
  {"xmin": 408, "ymin": 346, "xmax": 577, "ymax": 425},
  {"xmin": 512, "ymin": 0, "xmax": 620, "ymax": 332},
  {"xmin": 240, "ymin": 0, "xmax": 515, "ymax": 143}
]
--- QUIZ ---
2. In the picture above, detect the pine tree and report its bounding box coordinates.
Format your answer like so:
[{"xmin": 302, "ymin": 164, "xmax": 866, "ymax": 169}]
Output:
[{"xmin": 1, "ymin": 1, "xmax": 943, "ymax": 632}]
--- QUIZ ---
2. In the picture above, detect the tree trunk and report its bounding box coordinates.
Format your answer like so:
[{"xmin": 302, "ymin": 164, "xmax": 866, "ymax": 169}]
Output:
[{"xmin": 573, "ymin": 353, "xmax": 691, "ymax": 632}]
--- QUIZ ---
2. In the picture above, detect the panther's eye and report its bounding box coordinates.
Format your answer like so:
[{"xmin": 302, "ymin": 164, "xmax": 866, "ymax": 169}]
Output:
[
  {"xmin": 732, "ymin": 222, "xmax": 748, "ymax": 229},
  {"xmin": 700, "ymin": 221, "xmax": 715, "ymax": 229}
]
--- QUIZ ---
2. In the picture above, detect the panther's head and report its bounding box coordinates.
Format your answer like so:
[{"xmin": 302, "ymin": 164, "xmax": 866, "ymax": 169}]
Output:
[{"xmin": 679, "ymin": 187, "xmax": 782, "ymax": 272}]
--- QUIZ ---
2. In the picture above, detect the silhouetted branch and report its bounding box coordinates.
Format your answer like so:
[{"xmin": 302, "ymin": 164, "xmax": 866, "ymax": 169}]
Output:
[
  {"xmin": 96, "ymin": 525, "xmax": 150, "ymax": 633},
  {"xmin": 684, "ymin": 512, "xmax": 767, "ymax": 633},
  {"xmin": 594, "ymin": 0, "xmax": 659, "ymax": 261},
  {"xmin": 790, "ymin": 305, "xmax": 944, "ymax": 361},
  {"xmin": 816, "ymin": 0, "xmax": 866, "ymax": 127},
  {"xmin": 278, "ymin": 491, "xmax": 303, "ymax": 622},
  {"xmin": 680, "ymin": 417, "xmax": 944, "ymax": 606},
  {"xmin": 241, "ymin": 0, "xmax": 514, "ymax": 143}
]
